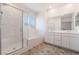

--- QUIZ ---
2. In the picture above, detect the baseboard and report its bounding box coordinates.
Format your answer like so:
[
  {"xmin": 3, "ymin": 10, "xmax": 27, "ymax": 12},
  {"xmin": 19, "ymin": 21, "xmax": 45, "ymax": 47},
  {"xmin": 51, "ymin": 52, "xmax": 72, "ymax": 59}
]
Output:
[{"xmin": 44, "ymin": 42, "xmax": 79, "ymax": 54}]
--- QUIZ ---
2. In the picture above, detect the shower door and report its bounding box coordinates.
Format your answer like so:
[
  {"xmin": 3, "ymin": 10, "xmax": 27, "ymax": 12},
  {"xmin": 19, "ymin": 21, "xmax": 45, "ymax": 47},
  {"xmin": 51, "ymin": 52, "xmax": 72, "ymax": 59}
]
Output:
[
  {"xmin": 23, "ymin": 13, "xmax": 28, "ymax": 49},
  {"xmin": 0, "ymin": 4, "xmax": 1, "ymax": 54},
  {"xmin": 1, "ymin": 4, "xmax": 23, "ymax": 54}
]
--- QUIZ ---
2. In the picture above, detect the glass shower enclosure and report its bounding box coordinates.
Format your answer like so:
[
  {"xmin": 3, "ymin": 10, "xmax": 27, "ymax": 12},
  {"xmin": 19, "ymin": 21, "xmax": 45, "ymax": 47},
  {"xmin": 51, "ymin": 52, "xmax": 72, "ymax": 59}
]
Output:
[{"xmin": 0, "ymin": 3, "xmax": 24, "ymax": 55}]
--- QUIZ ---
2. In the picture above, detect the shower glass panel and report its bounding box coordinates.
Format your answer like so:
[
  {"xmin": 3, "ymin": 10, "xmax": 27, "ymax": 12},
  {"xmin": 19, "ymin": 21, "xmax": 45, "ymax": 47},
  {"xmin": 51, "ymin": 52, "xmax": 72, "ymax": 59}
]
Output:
[
  {"xmin": 23, "ymin": 13, "xmax": 28, "ymax": 48},
  {"xmin": 1, "ymin": 4, "xmax": 23, "ymax": 54},
  {"xmin": 28, "ymin": 15, "xmax": 36, "ymax": 39},
  {"xmin": 0, "ymin": 4, "xmax": 1, "ymax": 54}
]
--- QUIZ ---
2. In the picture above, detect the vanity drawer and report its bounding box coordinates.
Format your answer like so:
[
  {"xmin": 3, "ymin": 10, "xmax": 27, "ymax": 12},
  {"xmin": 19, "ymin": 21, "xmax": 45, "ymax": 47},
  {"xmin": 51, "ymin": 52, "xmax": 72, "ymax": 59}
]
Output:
[
  {"xmin": 54, "ymin": 35, "xmax": 61, "ymax": 41},
  {"xmin": 62, "ymin": 33, "xmax": 79, "ymax": 38},
  {"xmin": 54, "ymin": 33, "xmax": 61, "ymax": 36},
  {"xmin": 61, "ymin": 36, "xmax": 70, "ymax": 48}
]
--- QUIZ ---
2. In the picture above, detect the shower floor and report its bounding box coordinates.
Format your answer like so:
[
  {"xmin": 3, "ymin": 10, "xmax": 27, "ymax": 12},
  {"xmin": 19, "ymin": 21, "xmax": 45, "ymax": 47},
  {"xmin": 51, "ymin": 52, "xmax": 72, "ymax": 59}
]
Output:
[{"xmin": 21, "ymin": 43, "xmax": 79, "ymax": 55}]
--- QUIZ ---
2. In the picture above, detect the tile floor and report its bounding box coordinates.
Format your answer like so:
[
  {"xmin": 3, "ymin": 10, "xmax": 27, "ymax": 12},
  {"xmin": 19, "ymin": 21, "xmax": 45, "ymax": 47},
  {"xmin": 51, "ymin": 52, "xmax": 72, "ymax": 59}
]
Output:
[{"xmin": 21, "ymin": 43, "xmax": 79, "ymax": 55}]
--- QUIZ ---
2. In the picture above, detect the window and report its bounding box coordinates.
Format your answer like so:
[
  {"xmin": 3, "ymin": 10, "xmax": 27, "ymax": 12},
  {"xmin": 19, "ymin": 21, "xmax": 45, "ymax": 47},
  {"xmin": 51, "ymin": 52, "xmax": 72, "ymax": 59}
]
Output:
[
  {"xmin": 28, "ymin": 16, "xmax": 36, "ymax": 27},
  {"xmin": 23, "ymin": 15, "xmax": 28, "ymax": 25},
  {"xmin": 23, "ymin": 15, "xmax": 36, "ymax": 28}
]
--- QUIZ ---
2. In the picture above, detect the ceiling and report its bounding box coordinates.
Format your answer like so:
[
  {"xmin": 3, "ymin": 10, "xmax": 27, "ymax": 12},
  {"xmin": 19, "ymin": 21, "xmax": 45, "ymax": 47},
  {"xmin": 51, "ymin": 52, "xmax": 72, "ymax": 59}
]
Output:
[{"xmin": 14, "ymin": 3, "xmax": 67, "ymax": 13}]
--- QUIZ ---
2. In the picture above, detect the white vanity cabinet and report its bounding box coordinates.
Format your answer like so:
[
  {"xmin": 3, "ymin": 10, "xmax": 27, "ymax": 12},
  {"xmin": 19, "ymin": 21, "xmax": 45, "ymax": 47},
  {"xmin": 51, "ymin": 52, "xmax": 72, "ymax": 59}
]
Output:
[
  {"xmin": 61, "ymin": 33, "xmax": 70, "ymax": 48},
  {"xmin": 69, "ymin": 34, "xmax": 79, "ymax": 52},
  {"xmin": 60, "ymin": 32, "xmax": 79, "ymax": 52},
  {"xmin": 54, "ymin": 32, "xmax": 61, "ymax": 46},
  {"xmin": 46, "ymin": 4, "xmax": 79, "ymax": 52},
  {"xmin": 45, "ymin": 32, "xmax": 54, "ymax": 44},
  {"xmin": 69, "ymin": 12, "xmax": 79, "ymax": 52}
]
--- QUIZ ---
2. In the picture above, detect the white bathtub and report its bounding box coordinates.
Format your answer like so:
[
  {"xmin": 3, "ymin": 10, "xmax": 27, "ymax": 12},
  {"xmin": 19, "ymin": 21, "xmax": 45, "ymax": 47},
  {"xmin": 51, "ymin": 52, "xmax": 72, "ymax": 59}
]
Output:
[{"xmin": 28, "ymin": 36, "xmax": 43, "ymax": 50}]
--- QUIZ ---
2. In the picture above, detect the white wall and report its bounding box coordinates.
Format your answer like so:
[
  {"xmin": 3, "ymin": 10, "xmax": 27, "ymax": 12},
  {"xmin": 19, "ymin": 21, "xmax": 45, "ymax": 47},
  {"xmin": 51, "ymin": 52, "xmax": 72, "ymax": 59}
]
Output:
[{"xmin": 36, "ymin": 11, "xmax": 48, "ymax": 37}]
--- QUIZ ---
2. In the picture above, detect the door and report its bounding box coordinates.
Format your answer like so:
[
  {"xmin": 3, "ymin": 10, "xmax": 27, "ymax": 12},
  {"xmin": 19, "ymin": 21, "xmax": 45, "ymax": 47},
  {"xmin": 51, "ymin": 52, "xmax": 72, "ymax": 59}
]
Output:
[{"xmin": 1, "ymin": 4, "xmax": 22, "ymax": 54}]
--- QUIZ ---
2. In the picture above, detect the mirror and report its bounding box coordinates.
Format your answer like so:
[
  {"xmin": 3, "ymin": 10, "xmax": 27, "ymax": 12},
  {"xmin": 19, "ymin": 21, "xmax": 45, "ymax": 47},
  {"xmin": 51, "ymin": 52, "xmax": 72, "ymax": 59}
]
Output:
[{"xmin": 61, "ymin": 14, "xmax": 73, "ymax": 30}]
